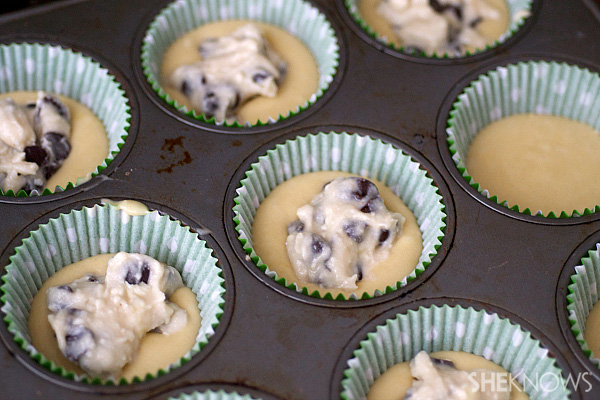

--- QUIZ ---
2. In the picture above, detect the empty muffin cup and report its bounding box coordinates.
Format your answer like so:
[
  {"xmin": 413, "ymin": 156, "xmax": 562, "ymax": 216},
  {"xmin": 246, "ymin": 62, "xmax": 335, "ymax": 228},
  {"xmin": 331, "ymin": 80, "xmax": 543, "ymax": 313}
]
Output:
[
  {"xmin": 141, "ymin": 0, "xmax": 339, "ymax": 127},
  {"xmin": 232, "ymin": 131, "xmax": 446, "ymax": 300},
  {"xmin": 340, "ymin": 304, "xmax": 571, "ymax": 399},
  {"xmin": 447, "ymin": 60, "xmax": 600, "ymax": 217},
  {"xmin": 0, "ymin": 42, "xmax": 130, "ymax": 196},
  {"xmin": 343, "ymin": 0, "xmax": 532, "ymax": 58},
  {"xmin": 0, "ymin": 201, "xmax": 225, "ymax": 384}
]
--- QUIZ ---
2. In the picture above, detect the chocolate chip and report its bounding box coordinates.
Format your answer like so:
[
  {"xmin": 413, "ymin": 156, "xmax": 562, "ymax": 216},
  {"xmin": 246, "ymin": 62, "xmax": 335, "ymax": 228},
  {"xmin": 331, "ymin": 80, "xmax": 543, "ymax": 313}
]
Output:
[
  {"xmin": 379, "ymin": 229, "xmax": 390, "ymax": 244},
  {"xmin": 42, "ymin": 94, "xmax": 69, "ymax": 118},
  {"xmin": 252, "ymin": 70, "xmax": 271, "ymax": 83},
  {"xmin": 124, "ymin": 262, "xmax": 151, "ymax": 285},
  {"xmin": 431, "ymin": 357, "xmax": 455, "ymax": 368},
  {"xmin": 356, "ymin": 263, "xmax": 363, "ymax": 281},
  {"xmin": 344, "ymin": 221, "xmax": 366, "ymax": 243},
  {"xmin": 470, "ymin": 17, "xmax": 483, "ymax": 28},
  {"xmin": 24, "ymin": 145, "xmax": 47, "ymax": 166},
  {"xmin": 311, "ymin": 236, "xmax": 325, "ymax": 254},
  {"xmin": 450, "ymin": 5, "xmax": 462, "ymax": 20},
  {"xmin": 428, "ymin": 0, "xmax": 448, "ymax": 13},
  {"xmin": 64, "ymin": 325, "xmax": 94, "ymax": 361},
  {"xmin": 360, "ymin": 198, "xmax": 378, "ymax": 213},
  {"xmin": 180, "ymin": 80, "xmax": 191, "ymax": 97},
  {"xmin": 58, "ymin": 285, "xmax": 73, "ymax": 293},
  {"xmin": 41, "ymin": 132, "xmax": 71, "ymax": 163},
  {"xmin": 86, "ymin": 274, "xmax": 98, "ymax": 283},
  {"xmin": 25, "ymin": 102, "xmax": 36, "ymax": 109},
  {"xmin": 352, "ymin": 178, "xmax": 375, "ymax": 200},
  {"xmin": 287, "ymin": 220, "xmax": 304, "ymax": 234}
]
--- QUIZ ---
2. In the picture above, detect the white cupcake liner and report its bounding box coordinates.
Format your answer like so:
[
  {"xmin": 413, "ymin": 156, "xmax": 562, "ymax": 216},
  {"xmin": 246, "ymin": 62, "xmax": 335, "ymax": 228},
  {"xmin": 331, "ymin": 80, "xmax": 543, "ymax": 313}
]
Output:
[
  {"xmin": 341, "ymin": 304, "xmax": 571, "ymax": 399},
  {"xmin": 447, "ymin": 60, "xmax": 600, "ymax": 217},
  {"xmin": 233, "ymin": 131, "xmax": 446, "ymax": 300},
  {"xmin": 0, "ymin": 42, "xmax": 130, "ymax": 196},
  {"xmin": 0, "ymin": 202, "xmax": 225, "ymax": 384},
  {"xmin": 141, "ymin": 0, "xmax": 339, "ymax": 127}
]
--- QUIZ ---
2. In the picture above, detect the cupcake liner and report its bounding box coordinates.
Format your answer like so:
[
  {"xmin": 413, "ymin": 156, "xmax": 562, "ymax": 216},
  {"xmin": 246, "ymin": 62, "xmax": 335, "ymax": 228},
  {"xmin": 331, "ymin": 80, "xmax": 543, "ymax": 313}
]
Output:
[
  {"xmin": 232, "ymin": 131, "xmax": 446, "ymax": 300},
  {"xmin": 344, "ymin": 0, "xmax": 532, "ymax": 58},
  {"xmin": 141, "ymin": 0, "xmax": 339, "ymax": 127},
  {"xmin": 447, "ymin": 60, "xmax": 600, "ymax": 218},
  {"xmin": 0, "ymin": 42, "xmax": 130, "ymax": 196},
  {"xmin": 340, "ymin": 304, "xmax": 571, "ymax": 399},
  {"xmin": 567, "ymin": 242, "xmax": 600, "ymax": 368},
  {"xmin": 168, "ymin": 390, "xmax": 262, "ymax": 400},
  {"xmin": 0, "ymin": 202, "xmax": 225, "ymax": 384}
]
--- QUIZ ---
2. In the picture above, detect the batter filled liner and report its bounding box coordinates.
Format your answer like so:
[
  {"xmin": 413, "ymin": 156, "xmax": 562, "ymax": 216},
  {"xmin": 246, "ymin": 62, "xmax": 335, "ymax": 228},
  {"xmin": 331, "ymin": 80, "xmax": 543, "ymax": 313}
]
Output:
[
  {"xmin": 29, "ymin": 253, "xmax": 201, "ymax": 381},
  {"xmin": 161, "ymin": 20, "xmax": 319, "ymax": 125},
  {"xmin": 466, "ymin": 114, "xmax": 600, "ymax": 215},
  {"xmin": 251, "ymin": 171, "xmax": 423, "ymax": 297},
  {"xmin": 0, "ymin": 91, "xmax": 108, "ymax": 192}
]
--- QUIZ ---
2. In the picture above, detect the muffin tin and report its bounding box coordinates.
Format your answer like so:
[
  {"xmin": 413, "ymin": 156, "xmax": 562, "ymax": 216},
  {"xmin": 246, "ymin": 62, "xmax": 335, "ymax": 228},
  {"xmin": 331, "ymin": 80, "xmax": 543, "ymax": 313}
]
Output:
[{"xmin": 1, "ymin": 0, "xmax": 600, "ymax": 398}]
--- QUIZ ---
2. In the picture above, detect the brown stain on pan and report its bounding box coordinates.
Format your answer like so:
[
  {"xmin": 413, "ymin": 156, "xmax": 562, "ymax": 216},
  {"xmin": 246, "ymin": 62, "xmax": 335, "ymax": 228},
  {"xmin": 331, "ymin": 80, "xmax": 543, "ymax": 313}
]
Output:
[{"xmin": 157, "ymin": 136, "xmax": 193, "ymax": 174}]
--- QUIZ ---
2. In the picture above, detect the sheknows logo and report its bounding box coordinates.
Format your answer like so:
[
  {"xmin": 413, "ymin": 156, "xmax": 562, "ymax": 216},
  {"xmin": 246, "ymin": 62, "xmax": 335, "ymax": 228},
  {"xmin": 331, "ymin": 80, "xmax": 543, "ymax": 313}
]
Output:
[{"xmin": 467, "ymin": 371, "xmax": 594, "ymax": 394}]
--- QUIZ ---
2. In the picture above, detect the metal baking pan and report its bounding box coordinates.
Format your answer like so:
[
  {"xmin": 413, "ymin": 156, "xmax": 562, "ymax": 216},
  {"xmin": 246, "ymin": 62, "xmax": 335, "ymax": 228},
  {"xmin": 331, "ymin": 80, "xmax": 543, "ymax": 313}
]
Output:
[{"xmin": 1, "ymin": 0, "xmax": 600, "ymax": 398}]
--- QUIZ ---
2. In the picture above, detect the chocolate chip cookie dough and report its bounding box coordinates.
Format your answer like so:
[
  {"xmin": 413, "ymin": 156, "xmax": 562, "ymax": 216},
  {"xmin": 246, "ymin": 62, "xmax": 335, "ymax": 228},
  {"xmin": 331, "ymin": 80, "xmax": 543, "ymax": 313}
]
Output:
[
  {"xmin": 358, "ymin": 0, "xmax": 510, "ymax": 56},
  {"xmin": 369, "ymin": 351, "xmax": 529, "ymax": 400},
  {"xmin": 252, "ymin": 171, "xmax": 423, "ymax": 297},
  {"xmin": 0, "ymin": 91, "xmax": 108, "ymax": 194},
  {"xmin": 29, "ymin": 253, "xmax": 201, "ymax": 381},
  {"xmin": 161, "ymin": 20, "xmax": 319, "ymax": 125}
]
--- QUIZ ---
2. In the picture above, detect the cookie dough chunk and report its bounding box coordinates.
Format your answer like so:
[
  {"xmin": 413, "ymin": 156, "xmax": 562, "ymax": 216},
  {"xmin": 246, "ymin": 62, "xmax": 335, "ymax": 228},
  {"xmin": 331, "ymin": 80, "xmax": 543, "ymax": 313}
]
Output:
[
  {"xmin": 169, "ymin": 23, "xmax": 287, "ymax": 122},
  {"xmin": 377, "ymin": 0, "xmax": 503, "ymax": 55},
  {"xmin": 0, "ymin": 92, "xmax": 71, "ymax": 193},
  {"xmin": 46, "ymin": 252, "xmax": 187, "ymax": 378},
  {"xmin": 286, "ymin": 177, "xmax": 405, "ymax": 289},
  {"xmin": 406, "ymin": 351, "xmax": 510, "ymax": 400}
]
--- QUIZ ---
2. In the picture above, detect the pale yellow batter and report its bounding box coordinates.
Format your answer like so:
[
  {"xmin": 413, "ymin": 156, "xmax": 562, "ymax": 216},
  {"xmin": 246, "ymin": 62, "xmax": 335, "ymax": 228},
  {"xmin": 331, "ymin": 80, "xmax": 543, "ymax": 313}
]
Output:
[
  {"xmin": 466, "ymin": 114, "xmax": 600, "ymax": 215},
  {"xmin": 251, "ymin": 171, "xmax": 423, "ymax": 297},
  {"xmin": 368, "ymin": 351, "xmax": 529, "ymax": 400},
  {"xmin": 358, "ymin": 0, "xmax": 509, "ymax": 54},
  {"xmin": 584, "ymin": 301, "xmax": 600, "ymax": 362},
  {"xmin": 0, "ymin": 91, "xmax": 108, "ymax": 192},
  {"xmin": 161, "ymin": 20, "xmax": 319, "ymax": 125},
  {"xmin": 29, "ymin": 253, "xmax": 201, "ymax": 381}
]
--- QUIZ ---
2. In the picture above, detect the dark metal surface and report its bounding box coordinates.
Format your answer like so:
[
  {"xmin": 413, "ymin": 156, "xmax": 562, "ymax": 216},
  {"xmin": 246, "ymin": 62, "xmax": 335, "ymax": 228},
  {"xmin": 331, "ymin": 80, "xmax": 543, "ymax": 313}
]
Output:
[{"xmin": 0, "ymin": 0, "xmax": 599, "ymax": 399}]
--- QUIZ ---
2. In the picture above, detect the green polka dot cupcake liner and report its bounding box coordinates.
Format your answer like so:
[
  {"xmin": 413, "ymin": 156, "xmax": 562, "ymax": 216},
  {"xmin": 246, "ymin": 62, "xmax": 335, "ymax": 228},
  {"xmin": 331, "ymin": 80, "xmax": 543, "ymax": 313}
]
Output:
[
  {"xmin": 0, "ymin": 42, "xmax": 130, "ymax": 196},
  {"xmin": 567, "ymin": 242, "xmax": 600, "ymax": 369},
  {"xmin": 167, "ymin": 390, "xmax": 263, "ymax": 400},
  {"xmin": 232, "ymin": 131, "xmax": 446, "ymax": 300},
  {"xmin": 0, "ymin": 201, "xmax": 225, "ymax": 384},
  {"xmin": 341, "ymin": 304, "xmax": 571, "ymax": 399},
  {"xmin": 447, "ymin": 60, "xmax": 600, "ymax": 218},
  {"xmin": 141, "ymin": 0, "xmax": 339, "ymax": 128},
  {"xmin": 343, "ymin": 0, "xmax": 532, "ymax": 58}
]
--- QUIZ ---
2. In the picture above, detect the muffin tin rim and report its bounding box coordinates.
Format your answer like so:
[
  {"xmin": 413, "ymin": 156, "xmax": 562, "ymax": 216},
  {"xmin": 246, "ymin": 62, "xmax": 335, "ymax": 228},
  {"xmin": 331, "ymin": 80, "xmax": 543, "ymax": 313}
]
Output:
[
  {"xmin": 0, "ymin": 197, "xmax": 234, "ymax": 393},
  {"xmin": 435, "ymin": 52, "xmax": 600, "ymax": 225},
  {"xmin": 224, "ymin": 125, "xmax": 455, "ymax": 308},
  {"xmin": 330, "ymin": 296, "xmax": 581, "ymax": 400},
  {"xmin": 136, "ymin": 0, "xmax": 345, "ymax": 133}
]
